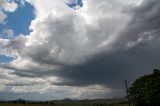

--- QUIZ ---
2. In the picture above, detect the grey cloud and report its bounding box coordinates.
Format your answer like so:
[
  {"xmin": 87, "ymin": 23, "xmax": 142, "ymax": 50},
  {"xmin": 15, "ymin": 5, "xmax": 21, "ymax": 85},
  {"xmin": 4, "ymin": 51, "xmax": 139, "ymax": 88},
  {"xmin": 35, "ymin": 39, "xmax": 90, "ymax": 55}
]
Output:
[
  {"xmin": 6, "ymin": 82, "xmax": 39, "ymax": 87},
  {"xmin": 3, "ymin": 0, "xmax": 160, "ymax": 86},
  {"xmin": 53, "ymin": 41, "xmax": 160, "ymax": 88},
  {"xmin": 44, "ymin": 0, "xmax": 160, "ymax": 88},
  {"xmin": 111, "ymin": 0, "xmax": 160, "ymax": 49},
  {"xmin": 0, "ymin": 64, "xmax": 55, "ymax": 78}
]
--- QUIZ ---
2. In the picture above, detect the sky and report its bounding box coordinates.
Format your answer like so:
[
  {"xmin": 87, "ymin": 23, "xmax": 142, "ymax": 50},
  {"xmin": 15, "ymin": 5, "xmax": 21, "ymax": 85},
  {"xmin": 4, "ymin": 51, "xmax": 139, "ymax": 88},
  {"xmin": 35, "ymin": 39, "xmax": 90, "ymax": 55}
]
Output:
[{"xmin": 0, "ymin": 0, "xmax": 160, "ymax": 100}]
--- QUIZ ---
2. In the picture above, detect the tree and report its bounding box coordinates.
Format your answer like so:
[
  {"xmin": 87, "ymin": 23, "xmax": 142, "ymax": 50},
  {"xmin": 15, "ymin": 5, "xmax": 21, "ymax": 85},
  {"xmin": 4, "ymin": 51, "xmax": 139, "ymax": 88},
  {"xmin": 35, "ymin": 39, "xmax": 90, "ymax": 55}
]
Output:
[{"xmin": 129, "ymin": 69, "xmax": 160, "ymax": 106}]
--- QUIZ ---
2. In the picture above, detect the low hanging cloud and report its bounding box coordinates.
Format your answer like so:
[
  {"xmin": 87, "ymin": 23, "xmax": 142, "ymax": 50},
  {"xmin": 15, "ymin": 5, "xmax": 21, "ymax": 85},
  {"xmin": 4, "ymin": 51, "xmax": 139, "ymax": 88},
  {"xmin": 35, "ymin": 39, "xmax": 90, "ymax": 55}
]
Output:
[{"xmin": 0, "ymin": 0, "xmax": 160, "ymax": 99}]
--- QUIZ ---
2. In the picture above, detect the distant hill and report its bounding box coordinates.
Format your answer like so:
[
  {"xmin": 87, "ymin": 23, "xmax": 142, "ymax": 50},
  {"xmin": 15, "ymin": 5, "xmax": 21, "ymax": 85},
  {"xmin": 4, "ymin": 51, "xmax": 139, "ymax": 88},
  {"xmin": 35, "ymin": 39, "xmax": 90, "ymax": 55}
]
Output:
[{"xmin": 0, "ymin": 98, "xmax": 127, "ymax": 105}]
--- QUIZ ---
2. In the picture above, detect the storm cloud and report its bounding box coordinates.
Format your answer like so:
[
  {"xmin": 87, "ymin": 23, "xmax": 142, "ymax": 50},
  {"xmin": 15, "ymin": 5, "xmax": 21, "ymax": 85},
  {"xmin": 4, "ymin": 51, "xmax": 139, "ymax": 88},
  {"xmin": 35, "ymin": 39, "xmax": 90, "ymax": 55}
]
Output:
[{"xmin": 0, "ymin": 0, "xmax": 160, "ymax": 100}]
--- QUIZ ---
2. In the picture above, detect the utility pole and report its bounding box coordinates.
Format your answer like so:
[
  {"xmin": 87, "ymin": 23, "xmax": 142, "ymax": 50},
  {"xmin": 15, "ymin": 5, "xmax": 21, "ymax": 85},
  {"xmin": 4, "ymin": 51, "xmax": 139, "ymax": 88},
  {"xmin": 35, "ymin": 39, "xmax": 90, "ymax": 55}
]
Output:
[{"xmin": 124, "ymin": 80, "xmax": 130, "ymax": 106}]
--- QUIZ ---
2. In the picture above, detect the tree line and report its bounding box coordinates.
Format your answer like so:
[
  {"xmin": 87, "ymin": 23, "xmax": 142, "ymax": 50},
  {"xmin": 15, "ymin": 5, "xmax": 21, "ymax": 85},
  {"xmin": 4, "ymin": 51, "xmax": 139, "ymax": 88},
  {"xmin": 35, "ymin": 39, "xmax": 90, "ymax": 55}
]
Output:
[{"xmin": 129, "ymin": 69, "xmax": 160, "ymax": 106}]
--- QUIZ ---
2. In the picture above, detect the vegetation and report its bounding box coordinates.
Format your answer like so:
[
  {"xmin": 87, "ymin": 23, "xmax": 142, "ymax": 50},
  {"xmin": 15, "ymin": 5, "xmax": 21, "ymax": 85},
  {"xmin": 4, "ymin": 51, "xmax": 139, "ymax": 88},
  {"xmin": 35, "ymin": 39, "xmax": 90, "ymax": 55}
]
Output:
[{"xmin": 129, "ymin": 69, "xmax": 160, "ymax": 106}]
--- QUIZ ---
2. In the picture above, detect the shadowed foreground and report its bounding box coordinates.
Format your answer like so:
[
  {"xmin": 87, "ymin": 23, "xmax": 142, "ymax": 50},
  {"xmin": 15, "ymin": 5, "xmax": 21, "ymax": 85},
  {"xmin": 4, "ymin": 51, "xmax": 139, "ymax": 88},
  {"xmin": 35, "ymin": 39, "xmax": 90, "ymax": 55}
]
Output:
[
  {"xmin": 0, "ymin": 104, "xmax": 48, "ymax": 106},
  {"xmin": 0, "ymin": 103, "xmax": 133, "ymax": 106}
]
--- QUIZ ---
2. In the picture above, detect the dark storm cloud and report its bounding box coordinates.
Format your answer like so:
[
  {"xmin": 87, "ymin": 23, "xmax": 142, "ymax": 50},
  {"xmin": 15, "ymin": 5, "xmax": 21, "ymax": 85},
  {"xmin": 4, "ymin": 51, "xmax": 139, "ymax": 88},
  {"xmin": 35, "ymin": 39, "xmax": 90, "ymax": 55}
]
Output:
[
  {"xmin": 48, "ymin": 0, "xmax": 160, "ymax": 88},
  {"xmin": 52, "ymin": 43, "xmax": 160, "ymax": 88},
  {"xmin": 112, "ymin": 0, "xmax": 160, "ymax": 48}
]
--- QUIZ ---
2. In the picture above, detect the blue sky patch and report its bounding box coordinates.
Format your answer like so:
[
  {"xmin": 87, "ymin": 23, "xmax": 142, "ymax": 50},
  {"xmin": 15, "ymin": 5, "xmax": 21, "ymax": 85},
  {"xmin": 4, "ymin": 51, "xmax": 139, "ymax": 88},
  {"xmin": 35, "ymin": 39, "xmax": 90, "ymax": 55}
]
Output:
[
  {"xmin": 67, "ymin": 0, "xmax": 83, "ymax": 9},
  {"xmin": 0, "ymin": 55, "xmax": 15, "ymax": 63},
  {"xmin": 0, "ymin": 2, "xmax": 35, "ymax": 38},
  {"xmin": 0, "ymin": 1, "xmax": 34, "ymax": 63}
]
